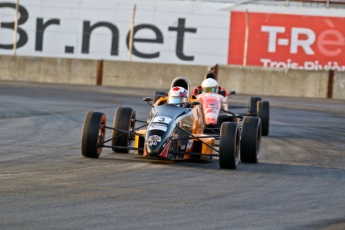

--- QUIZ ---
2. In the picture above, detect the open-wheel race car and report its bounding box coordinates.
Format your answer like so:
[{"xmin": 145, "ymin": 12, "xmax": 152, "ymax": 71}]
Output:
[
  {"xmin": 81, "ymin": 77, "xmax": 262, "ymax": 169},
  {"xmin": 196, "ymin": 90, "xmax": 270, "ymax": 136}
]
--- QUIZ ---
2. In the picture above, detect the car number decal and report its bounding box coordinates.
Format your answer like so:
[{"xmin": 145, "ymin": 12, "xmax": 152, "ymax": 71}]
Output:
[
  {"xmin": 149, "ymin": 124, "xmax": 167, "ymax": 132},
  {"xmin": 153, "ymin": 116, "xmax": 172, "ymax": 124}
]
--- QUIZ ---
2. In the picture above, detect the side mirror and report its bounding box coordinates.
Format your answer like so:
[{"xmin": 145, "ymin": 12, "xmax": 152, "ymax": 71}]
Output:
[
  {"xmin": 143, "ymin": 97, "xmax": 153, "ymax": 102},
  {"xmin": 191, "ymin": 101, "xmax": 200, "ymax": 106}
]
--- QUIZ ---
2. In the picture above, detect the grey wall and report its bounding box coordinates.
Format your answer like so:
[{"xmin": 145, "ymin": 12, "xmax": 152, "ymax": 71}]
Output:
[
  {"xmin": 218, "ymin": 65, "xmax": 329, "ymax": 98},
  {"xmin": 0, "ymin": 55, "xmax": 343, "ymax": 100},
  {"xmin": 333, "ymin": 71, "xmax": 345, "ymax": 100},
  {"xmin": 102, "ymin": 60, "xmax": 208, "ymax": 90},
  {"xmin": 0, "ymin": 56, "xmax": 97, "ymax": 85}
]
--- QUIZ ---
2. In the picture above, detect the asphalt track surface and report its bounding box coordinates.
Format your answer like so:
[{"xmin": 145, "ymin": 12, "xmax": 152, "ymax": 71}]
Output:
[{"xmin": 0, "ymin": 80, "xmax": 344, "ymax": 230}]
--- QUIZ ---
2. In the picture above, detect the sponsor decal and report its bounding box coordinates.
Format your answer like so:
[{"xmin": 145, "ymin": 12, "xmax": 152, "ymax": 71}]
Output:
[
  {"xmin": 186, "ymin": 140, "xmax": 193, "ymax": 149},
  {"xmin": 149, "ymin": 124, "xmax": 167, "ymax": 132},
  {"xmin": 205, "ymin": 108, "xmax": 218, "ymax": 114},
  {"xmin": 228, "ymin": 12, "xmax": 345, "ymax": 71},
  {"xmin": 153, "ymin": 116, "xmax": 172, "ymax": 124},
  {"xmin": 159, "ymin": 140, "xmax": 171, "ymax": 158},
  {"xmin": 208, "ymin": 103, "xmax": 217, "ymax": 108},
  {"xmin": 181, "ymin": 123, "xmax": 192, "ymax": 129},
  {"xmin": 147, "ymin": 135, "xmax": 162, "ymax": 146},
  {"xmin": 205, "ymin": 113, "xmax": 217, "ymax": 119}
]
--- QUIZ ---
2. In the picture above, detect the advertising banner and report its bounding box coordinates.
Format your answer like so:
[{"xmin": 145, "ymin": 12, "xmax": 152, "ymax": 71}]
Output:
[
  {"xmin": 2, "ymin": 1, "xmax": 345, "ymax": 69},
  {"xmin": 228, "ymin": 11, "xmax": 345, "ymax": 71},
  {"xmin": 0, "ymin": 0, "xmax": 231, "ymax": 65}
]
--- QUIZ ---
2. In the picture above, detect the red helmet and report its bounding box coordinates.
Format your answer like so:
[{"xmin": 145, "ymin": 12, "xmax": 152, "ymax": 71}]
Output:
[{"xmin": 168, "ymin": 86, "xmax": 189, "ymax": 105}]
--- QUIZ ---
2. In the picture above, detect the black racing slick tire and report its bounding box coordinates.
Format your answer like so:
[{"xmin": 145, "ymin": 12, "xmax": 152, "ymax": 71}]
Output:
[
  {"xmin": 219, "ymin": 122, "xmax": 240, "ymax": 169},
  {"xmin": 217, "ymin": 114, "xmax": 232, "ymax": 127},
  {"xmin": 258, "ymin": 100, "xmax": 270, "ymax": 136},
  {"xmin": 240, "ymin": 116, "xmax": 261, "ymax": 163},
  {"xmin": 153, "ymin": 91, "xmax": 166, "ymax": 103},
  {"xmin": 112, "ymin": 107, "xmax": 136, "ymax": 153},
  {"xmin": 81, "ymin": 111, "xmax": 106, "ymax": 158},
  {"xmin": 247, "ymin": 96, "xmax": 262, "ymax": 114},
  {"xmin": 233, "ymin": 117, "xmax": 241, "ymax": 123}
]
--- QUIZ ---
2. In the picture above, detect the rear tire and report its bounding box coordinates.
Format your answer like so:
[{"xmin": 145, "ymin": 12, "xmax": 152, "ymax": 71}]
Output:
[
  {"xmin": 233, "ymin": 117, "xmax": 241, "ymax": 123},
  {"xmin": 81, "ymin": 111, "xmax": 106, "ymax": 158},
  {"xmin": 240, "ymin": 116, "xmax": 261, "ymax": 163},
  {"xmin": 217, "ymin": 115, "xmax": 232, "ymax": 127},
  {"xmin": 112, "ymin": 107, "xmax": 135, "ymax": 153},
  {"xmin": 258, "ymin": 100, "xmax": 270, "ymax": 136},
  {"xmin": 247, "ymin": 96, "xmax": 262, "ymax": 114},
  {"xmin": 219, "ymin": 122, "xmax": 240, "ymax": 169}
]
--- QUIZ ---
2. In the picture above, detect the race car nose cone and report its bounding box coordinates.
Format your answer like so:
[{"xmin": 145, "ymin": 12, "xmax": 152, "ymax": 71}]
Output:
[
  {"xmin": 145, "ymin": 140, "xmax": 164, "ymax": 157},
  {"xmin": 206, "ymin": 118, "xmax": 217, "ymax": 125}
]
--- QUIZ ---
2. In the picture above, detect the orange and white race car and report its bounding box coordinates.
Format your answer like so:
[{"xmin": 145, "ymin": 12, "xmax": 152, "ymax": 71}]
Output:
[{"xmin": 80, "ymin": 77, "xmax": 262, "ymax": 169}]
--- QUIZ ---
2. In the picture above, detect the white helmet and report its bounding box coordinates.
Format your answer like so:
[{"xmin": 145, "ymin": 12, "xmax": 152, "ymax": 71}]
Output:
[
  {"xmin": 168, "ymin": 86, "xmax": 189, "ymax": 105},
  {"xmin": 201, "ymin": 78, "xmax": 218, "ymax": 93}
]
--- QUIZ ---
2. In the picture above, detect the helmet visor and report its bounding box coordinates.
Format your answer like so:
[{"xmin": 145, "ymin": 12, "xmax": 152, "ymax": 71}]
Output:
[
  {"xmin": 168, "ymin": 97, "xmax": 183, "ymax": 104},
  {"xmin": 202, "ymin": 87, "xmax": 217, "ymax": 93}
]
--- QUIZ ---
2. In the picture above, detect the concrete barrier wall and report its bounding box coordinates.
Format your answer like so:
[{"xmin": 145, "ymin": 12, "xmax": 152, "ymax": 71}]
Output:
[
  {"xmin": 0, "ymin": 55, "xmax": 98, "ymax": 85},
  {"xmin": 0, "ymin": 55, "xmax": 343, "ymax": 100},
  {"xmin": 333, "ymin": 71, "xmax": 345, "ymax": 100},
  {"xmin": 102, "ymin": 60, "xmax": 208, "ymax": 91},
  {"xmin": 218, "ymin": 65, "xmax": 329, "ymax": 98}
]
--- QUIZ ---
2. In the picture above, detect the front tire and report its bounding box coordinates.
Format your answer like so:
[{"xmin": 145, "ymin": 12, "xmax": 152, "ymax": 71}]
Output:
[
  {"xmin": 81, "ymin": 111, "xmax": 106, "ymax": 158},
  {"xmin": 240, "ymin": 116, "xmax": 261, "ymax": 163},
  {"xmin": 219, "ymin": 122, "xmax": 240, "ymax": 169},
  {"xmin": 112, "ymin": 107, "xmax": 136, "ymax": 153}
]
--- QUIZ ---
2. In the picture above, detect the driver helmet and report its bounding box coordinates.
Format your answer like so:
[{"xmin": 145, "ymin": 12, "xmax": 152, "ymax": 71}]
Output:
[
  {"xmin": 168, "ymin": 86, "xmax": 189, "ymax": 105},
  {"xmin": 201, "ymin": 78, "xmax": 218, "ymax": 93}
]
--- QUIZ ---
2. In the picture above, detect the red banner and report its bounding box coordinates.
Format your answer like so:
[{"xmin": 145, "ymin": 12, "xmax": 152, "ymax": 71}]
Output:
[{"xmin": 228, "ymin": 11, "xmax": 345, "ymax": 71}]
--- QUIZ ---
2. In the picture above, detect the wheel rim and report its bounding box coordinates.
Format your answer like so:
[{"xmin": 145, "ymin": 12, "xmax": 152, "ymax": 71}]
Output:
[
  {"xmin": 256, "ymin": 122, "xmax": 262, "ymax": 159},
  {"xmin": 235, "ymin": 129, "xmax": 240, "ymax": 164},
  {"xmin": 128, "ymin": 116, "xmax": 135, "ymax": 145},
  {"xmin": 97, "ymin": 120, "xmax": 106, "ymax": 155}
]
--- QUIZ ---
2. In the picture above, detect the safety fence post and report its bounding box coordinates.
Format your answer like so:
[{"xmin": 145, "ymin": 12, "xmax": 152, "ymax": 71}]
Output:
[
  {"xmin": 327, "ymin": 69, "xmax": 334, "ymax": 99},
  {"xmin": 97, "ymin": 60, "xmax": 103, "ymax": 86}
]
